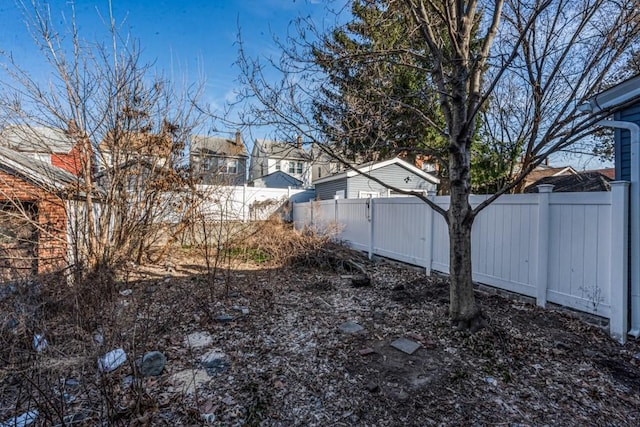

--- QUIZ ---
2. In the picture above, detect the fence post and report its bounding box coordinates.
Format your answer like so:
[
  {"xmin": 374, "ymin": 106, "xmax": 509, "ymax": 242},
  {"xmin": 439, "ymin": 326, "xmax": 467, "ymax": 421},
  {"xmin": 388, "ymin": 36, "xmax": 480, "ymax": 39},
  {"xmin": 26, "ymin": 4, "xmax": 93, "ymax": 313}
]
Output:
[
  {"xmin": 425, "ymin": 190, "xmax": 437, "ymax": 275},
  {"xmin": 536, "ymin": 184, "xmax": 554, "ymax": 308},
  {"xmin": 368, "ymin": 198, "xmax": 375, "ymax": 260},
  {"xmin": 610, "ymin": 181, "xmax": 630, "ymax": 343}
]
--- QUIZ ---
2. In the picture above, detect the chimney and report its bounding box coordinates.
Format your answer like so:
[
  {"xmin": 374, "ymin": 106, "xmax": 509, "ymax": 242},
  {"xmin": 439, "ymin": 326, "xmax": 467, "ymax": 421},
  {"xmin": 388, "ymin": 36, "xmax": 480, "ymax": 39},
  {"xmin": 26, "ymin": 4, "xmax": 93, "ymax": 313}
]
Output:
[
  {"xmin": 235, "ymin": 130, "xmax": 241, "ymax": 146},
  {"xmin": 296, "ymin": 135, "xmax": 302, "ymax": 149},
  {"xmin": 66, "ymin": 118, "xmax": 79, "ymax": 136}
]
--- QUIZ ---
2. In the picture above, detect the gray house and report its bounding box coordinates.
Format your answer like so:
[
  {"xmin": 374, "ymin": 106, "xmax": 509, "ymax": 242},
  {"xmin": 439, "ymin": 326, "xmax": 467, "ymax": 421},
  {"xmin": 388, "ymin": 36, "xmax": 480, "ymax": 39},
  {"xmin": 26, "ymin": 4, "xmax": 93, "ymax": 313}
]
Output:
[
  {"xmin": 191, "ymin": 132, "xmax": 249, "ymax": 185},
  {"xmin": 251, "ymin": 170, "xmax": 304, "ymax": 189},
  {"xmin": 249, "ymin": 138, "xmax": 312, "ymax": 187},
  {"xmin": 313, "ymin": 157, "xmax": 439, "ymax": 200}
]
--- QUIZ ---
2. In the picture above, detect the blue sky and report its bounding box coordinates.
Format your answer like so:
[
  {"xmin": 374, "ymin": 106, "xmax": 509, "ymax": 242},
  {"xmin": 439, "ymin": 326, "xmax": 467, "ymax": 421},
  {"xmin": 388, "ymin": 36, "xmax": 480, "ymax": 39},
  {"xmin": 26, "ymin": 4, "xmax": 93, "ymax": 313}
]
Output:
[
  {"xmin": 0, "ymin": 0, "xmax": 341, "ymax": 141},
  {"xmin": 0, "ymin": 1, "xmax": 611, "ymax": 169}
]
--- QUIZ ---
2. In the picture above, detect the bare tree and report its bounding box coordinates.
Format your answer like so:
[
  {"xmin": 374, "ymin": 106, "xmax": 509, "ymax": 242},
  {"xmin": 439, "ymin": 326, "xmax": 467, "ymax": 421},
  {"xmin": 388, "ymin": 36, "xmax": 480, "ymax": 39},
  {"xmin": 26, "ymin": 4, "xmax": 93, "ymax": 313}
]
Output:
[
  {"xmin": 0, "ymin": 1, "xmax": 205, "ymax": 275},
  {"xmin": 236, "ymin": 0, "xmax": 640, "ymax": 329}
]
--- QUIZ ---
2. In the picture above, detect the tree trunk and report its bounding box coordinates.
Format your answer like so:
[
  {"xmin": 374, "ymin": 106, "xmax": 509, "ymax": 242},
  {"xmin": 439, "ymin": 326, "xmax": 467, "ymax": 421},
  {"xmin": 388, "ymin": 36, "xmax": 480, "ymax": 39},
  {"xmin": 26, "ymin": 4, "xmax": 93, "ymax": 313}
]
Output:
[
  {"xmin": 447, "ymin": 205, "xmax": 483, "ymax": 330},
  {"xmin": 447, "ymin": 137, "xmax": 484, "ymax": 331}
]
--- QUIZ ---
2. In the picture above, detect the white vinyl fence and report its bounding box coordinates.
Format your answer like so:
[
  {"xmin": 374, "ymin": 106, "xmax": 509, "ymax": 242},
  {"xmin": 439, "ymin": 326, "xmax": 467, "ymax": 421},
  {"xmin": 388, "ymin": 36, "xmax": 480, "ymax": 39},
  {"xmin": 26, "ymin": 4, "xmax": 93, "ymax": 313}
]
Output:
[
  {"xmin": 293, "ymin": 182, "xmax": 632, "ymax": 342},
  {"xmin": 197, "ymin": 185, "xmax": 315, "ymax": 221}
]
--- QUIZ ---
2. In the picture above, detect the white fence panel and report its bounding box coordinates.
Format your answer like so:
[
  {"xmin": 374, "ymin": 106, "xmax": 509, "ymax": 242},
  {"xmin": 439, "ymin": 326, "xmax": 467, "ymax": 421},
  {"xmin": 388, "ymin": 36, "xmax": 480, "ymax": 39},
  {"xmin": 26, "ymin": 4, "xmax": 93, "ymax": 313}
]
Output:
[
  {"xmin": 336, "ymin": 199, "xmax": 370, "ymax": 252},
  {"xmin": 313, "ymin": 200, "xmax": 337, "ymax": 232},
  {"xmin": 373, "ymin": 198, "xmax": 429, "ymax": 267},
  {"xmin": 197, "ymin": 185, "xmax": 314, "ymax": 221},
  {"xmin": 292, "ymin": 185, "xmax": 630, "ymax": 340},
  {"xmin": 469, "ymin": 195, "xmax": 539, "ymax": 297},
  {"xmin": 292, "ymin": 202, "xmax": 312, "ymax": 230},
  {"xmin": 546, "ymin": 192, "xmax": 613, "ymax": 317},
  {"xmin": 431, "ymin": 196, "xmax": 450, "ymax": 274}
]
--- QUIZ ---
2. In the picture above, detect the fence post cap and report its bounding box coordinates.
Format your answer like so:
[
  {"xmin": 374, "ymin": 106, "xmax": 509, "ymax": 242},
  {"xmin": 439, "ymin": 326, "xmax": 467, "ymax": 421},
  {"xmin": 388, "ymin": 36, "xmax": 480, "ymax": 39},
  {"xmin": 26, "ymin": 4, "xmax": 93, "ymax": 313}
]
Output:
[
  {"xmin": 537, "ymin": 184, "xmax": 554, "ymax": 193},
  {"xmin": 610, "ymin": 180, "xmax": 630, "ymax": 187}
]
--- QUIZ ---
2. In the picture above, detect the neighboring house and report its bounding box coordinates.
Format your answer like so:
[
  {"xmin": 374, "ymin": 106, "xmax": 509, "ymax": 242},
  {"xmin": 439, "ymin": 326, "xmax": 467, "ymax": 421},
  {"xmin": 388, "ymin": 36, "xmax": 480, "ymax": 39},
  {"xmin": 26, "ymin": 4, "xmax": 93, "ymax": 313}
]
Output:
[
  {"xmin": 249, "ymin": 137, "xmax": 312, "ymax": 187},
  {"xmin": 587, "ymin": 168, "xmax": 615, "ymax": 180},
  {"xmin": 520, "ymin": 164, "xmax": 577, "ymax": 190},
  {"xmin": 97, "ymin": 130, "xmax": 174, "ymax": 172},
  {"xmin": 191, "ymin": 132, "xmax": 248, "ymax": 185},
  {"xmin": 0, "ymin": 124, "xmax": 87, "ymax": 176},
  {"xmin": 310, "ymin": 145, "xmax": 343, "ymax": 182},
  {"xmin": 251, "ymin": 170, "xmax": 303, "ymax": 189},
  {"xmin": 313, "ymin": 157, "xmax": 439, "ymax": 200},
  {"xmin": 0, "ymin": 145, "xmax": 80, "ymax": 280},
  {"xmin": 524, "ymin": 171, "xmax": 612, "ymax": 193}
]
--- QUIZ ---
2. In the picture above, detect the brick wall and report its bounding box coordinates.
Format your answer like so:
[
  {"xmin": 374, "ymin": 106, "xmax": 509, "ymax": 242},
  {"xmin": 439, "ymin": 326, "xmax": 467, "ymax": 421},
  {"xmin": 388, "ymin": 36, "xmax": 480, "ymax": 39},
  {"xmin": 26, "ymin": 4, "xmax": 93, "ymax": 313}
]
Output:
[
  {"xmin": 0, "ymin": 170, "xmax": 68, "ymax": 274},
  {"xmin": 51, "ymin": 142, "xmax": 89, "ymax": 177}
]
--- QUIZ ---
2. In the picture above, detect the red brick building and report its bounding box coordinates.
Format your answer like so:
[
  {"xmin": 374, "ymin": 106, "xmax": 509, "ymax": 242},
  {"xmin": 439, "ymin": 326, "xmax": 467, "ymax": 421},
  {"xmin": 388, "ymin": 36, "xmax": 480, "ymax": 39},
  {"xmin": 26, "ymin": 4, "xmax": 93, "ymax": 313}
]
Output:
[{"xmin": 0, "ymin": 127, "xmax": 86, "ymax": 280}]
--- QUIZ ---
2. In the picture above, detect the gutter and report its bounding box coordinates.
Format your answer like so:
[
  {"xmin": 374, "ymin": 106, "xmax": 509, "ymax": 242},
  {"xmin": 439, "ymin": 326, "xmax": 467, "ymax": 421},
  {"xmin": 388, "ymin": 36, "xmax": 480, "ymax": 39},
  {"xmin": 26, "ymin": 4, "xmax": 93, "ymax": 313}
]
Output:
[{"xmin": 597, "ymin": 120, "xmax": 640, "ymax": 337}]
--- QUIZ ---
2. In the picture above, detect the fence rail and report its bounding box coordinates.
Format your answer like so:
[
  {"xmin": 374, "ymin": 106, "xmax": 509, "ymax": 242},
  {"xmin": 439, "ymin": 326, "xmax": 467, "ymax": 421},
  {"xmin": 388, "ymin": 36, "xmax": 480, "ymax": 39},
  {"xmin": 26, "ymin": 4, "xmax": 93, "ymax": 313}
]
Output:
[{"xmin": 293, "ymin": 182, "xmax": 631, "ymax": 342}]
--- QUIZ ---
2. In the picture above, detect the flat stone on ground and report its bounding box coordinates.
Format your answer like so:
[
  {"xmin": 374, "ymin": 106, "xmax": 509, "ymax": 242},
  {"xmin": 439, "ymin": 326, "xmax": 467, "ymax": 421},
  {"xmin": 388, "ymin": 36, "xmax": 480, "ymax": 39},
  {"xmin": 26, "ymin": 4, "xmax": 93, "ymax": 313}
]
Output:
[
  {"xmin": 136, "ymin": 351, "xmax": 166, "ymax": 377},
  {"xmin": 170, "ymin": 369, "xmax": 211, "ymax": 395},
  {"xmin": 184, "ymin": 332, "xmax": 213, "ymax": 350},
  {"xmin": 390, "ymin": 338, "xmax": 422, "ymax": 355},
  {"xmin": 200, "ymin": 349, "xmax": 229, "ymax": 376},
  {"xmin": 338, "ymin": 321, "xmax": 364, "ymax": 334}
]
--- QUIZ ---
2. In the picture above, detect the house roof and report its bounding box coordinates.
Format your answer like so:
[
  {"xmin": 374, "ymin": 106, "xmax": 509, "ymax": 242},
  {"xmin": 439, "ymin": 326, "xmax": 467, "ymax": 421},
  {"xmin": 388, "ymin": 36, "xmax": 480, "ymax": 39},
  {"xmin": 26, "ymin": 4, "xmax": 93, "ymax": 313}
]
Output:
[
  {"xmin": 191, "ymin": 134, "xmax": 248, "ymax": 158},
  {"xmin": 99, "ymin": 130, "xmax": 174, "ymax": 157},
  {"xmin": 0, "ymin": 125, "xmax": 77, "ymax": 154},
  {"xmin": 313, "ymin": 157, "xmax": 440, "ymax": 185},
  {"xmin": 255, "ymin": 139, "xmax": 309, "ymax": 161},
  {"xmin": 0, "ymin": 145, "xmax": 80, "ymax": 193},
  {"xmin": 525, "ymin": 165, "xmax": 576, "ymax": 183},
  {"xmin": 583, "ymin": 73, "xmax": 640, "ymax": 113},
  {"xmin": 586, "ymin": 168, "xmax": 615, "ymax": 180},
  {"xmin": 524, "ymin": 171, "xmax": 612, "ymax": 193},
  {"xmin": 251, "ymin": 170, "xmax": 303, "ymax": 187}
]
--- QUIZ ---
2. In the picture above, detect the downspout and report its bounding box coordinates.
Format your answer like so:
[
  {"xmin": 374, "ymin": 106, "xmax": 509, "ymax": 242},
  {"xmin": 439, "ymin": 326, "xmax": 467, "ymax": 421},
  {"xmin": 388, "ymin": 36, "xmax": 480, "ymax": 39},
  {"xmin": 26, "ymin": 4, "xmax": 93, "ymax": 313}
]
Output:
[{"xmin": 597, "ymin": 119, "xmax": 640, "ymax": 337}]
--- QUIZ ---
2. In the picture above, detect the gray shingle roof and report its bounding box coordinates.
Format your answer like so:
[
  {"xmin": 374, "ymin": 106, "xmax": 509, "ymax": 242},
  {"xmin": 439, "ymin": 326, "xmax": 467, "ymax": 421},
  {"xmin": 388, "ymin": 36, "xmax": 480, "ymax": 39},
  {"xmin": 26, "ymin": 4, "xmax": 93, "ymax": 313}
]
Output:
[
  {"xmin": 0, "ymin": 125, "xmax": 77, "ymax": 154},
  {"xmin": 524, "ymin": 172, "xmax": 612, "ymax": 193},
  {"xmin": 255, "ymin": 139, "xmax": 309, "ymax": 161},
  {"xmin": 191, "ymin": 135, "xmax": 248, "ymax": 158},
  {"xmin": 0, "ymin": 145, "xmax": 80, "ymax": 191}
]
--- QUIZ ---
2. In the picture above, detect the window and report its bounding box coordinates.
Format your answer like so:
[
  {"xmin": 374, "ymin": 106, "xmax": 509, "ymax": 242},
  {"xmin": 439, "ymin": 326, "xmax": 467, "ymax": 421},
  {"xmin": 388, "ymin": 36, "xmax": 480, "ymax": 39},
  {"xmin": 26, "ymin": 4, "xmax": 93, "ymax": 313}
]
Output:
[
  {"xmin": 358, "ymin": 191, "xmax": 379, "ymax": 198},
  {"xmin": 317, "ymin": 166, "xmax": 321, "ymax": 178},
  {"xmin": 275, "ymin": 161, "xmax": 281, "ymax": 171},
  {"xmin": 297, "ymin": 162, "xmax": 303, "ymax": 174},
  {"xmin": 217, "ymin": 158, "xmax": 238, "ymax": 174},
  {"xmin": 225, "ymin": 159, "xmax": 238, "ymax": 174},
  {"xmin": 288, "ymin": 161, "xmax": 295, "ymax": 174},
  {"xmin": 202, "ymin": 158, "xmax": 212, "ymax": 171}
]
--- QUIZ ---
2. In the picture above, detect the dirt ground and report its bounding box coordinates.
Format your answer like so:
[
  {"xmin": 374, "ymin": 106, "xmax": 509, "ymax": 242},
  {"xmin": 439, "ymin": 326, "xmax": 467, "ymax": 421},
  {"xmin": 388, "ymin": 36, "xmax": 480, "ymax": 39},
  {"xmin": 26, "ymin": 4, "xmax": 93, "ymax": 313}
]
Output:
[{"xmin": 1, "ymin": 246, "xmax": 640, "ymax": 426}]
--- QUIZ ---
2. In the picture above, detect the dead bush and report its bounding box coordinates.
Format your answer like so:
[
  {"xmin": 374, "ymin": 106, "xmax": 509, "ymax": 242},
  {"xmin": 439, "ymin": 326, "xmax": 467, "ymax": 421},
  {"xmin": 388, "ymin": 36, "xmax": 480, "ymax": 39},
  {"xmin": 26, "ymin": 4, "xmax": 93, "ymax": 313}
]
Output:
[{"xmin": 227, "ymin": 217, "xmax": 365, "ymax": 272}]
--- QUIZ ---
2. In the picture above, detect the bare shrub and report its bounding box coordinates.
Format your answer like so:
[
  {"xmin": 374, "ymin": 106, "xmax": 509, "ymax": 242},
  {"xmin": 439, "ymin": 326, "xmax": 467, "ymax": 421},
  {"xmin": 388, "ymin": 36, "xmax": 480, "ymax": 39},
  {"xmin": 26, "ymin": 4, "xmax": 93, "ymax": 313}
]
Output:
[{"xmin": 226, "ymin": 217, "xmax": 357, "ymax": 271}]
